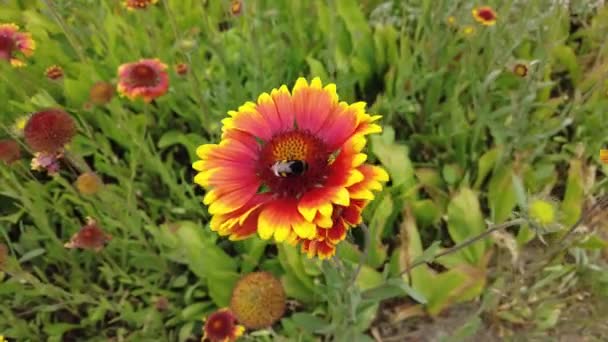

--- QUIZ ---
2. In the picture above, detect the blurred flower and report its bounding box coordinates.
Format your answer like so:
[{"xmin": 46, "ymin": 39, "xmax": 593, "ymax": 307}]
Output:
[
  {"xmin": 230, "ymin": 272, "xmax": 285, "ymax": 329},
  {"xmin": 31, "ymin": 151, "xmax": 62, "ymax": 175},
  {"xmin": 202, "ymin": 309, "xmax": 244, "ymax": 342},
  {"xmin": 0, "ymin": 139, "xmax": 21, "ymax": 164},
  {"xmin": 0, "ymin": 23, "xmax": 35, "ymax": 67},
  {"xmin": 123, "ymin": 0, "xmax": 158, "ymax": 10},
  {"xmin": 462, "ymin": 25, "xmax": 475, "ymax": 36},
  {"xmin": 117, "ymin": 59, "xmax": 169, "ymax": 102},
  {"xmin": 528, "ymin": 198, "xmax": 557, "ymax": 226},
  {"xmin": 24, "ymin": 109, "xmax": 76, "ymax": 153},
  {"xmin": 231, "ymin": 0, "xmax": 243, "ymax": 16},
  {"xmin": 45, "ymin": 65, "xmax": 64, "ymax": 81},
  {"xmin": 446, "ymin": 16, "xmax": 456, "ymax": 26},
  {"xmin": 512, "ymin": 63, "xmax": 528, "ymax": 77},
  {"xmin": 193, "ymin": 77, "xmax": 388, "ymax": 259},
  {"xmin": 0, "ymin": 335, "xmax": 5, "ymax": 342},
  {"xmin": 600, "ymin": 149, "xmax": 608, "ymax": 164},
  {"xmin": 0, "ymin": 243, "xmax": 8, "ymax": 269},
  {"xmin": 89, "ymin": 81, "xmax": 115, "ymax": 105},
  {"xmin": 472, "ymin": 6, "xmax": 497, "ymax": 26},
  {"xmin": 175, "ymin": 62, "xmax": 189, "ymax": 76},
  {"xmin": 154, "ymin": 296, "xmax": 170, "ymax": 312},
  {"xmin": 64, "ymin": 217, "xmax": 112, "ymax": 252},
  {"xmin": 11, "ymin": 114, "xmax": 30, "ymax": 137},
  {"xmin": 75, "ymin": 172, "xmax": 103, "ymax": 195}
]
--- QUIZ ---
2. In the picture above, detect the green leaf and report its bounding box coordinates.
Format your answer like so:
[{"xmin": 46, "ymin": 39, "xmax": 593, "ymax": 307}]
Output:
[
  {"xmin": 355, "ymin": 265, "xmax": 384, "ymax": 291},
  {"xmin": 371, "ymin": 126, "xmax": 415, "ymax": 190},
  {"xmin": 18, "ymin": 248, "xmax": 46, "ymax": 263},
  {"xmin": 473, "ymin": 147, "xmax": 501, "ymax": 189},
  {"xmin": 487, "ymin": 164, "xmax": 517, "ymax": 223},
  {"xmin": 442, "ymin": 163, "xmax": 463, "ymax": 185},
  {"xmin": 411, "ymin": 199, "xmax": 441, "ymax": 228},
  {"xmin": 291, "ymin": 313, "xmax": 330, "ymax": 333},
  {"xmin": 362, "ymin": 278, "xmax": 427, "ymax": 304},
  {"xmin": 447, "ymin": 188, "xmax": 487, "ymax": 265},
  {"xmin": 561, "ymin": 159, "xmax": 584, "ymax": 226},
  {"xmin": 367, "ymin": 194, "xmax": 392, "ymax": 267},
  {"xmin": 306, "ymin": 56, "xmax": 330, "ymax": 82},
  {"xmin": 552, "ymin": 45, "xmax": 581, "ymax": 85}
]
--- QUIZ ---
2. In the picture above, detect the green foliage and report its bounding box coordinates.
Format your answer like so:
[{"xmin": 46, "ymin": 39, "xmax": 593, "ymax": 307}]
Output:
[{"xmin": 1, "ymin": 0, "xmax": 608, "ymax": 340}]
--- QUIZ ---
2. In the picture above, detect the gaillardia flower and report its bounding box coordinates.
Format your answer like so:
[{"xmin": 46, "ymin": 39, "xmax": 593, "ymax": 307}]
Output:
[
  {"xmin": 64, "ymin": 217, "xmax": 112, "ymax": 252},
  {"xmin": 124, "ymin": 0, "xmax": 158, "ymax": 10},
  {"xmin": 472, "ymin": 6, "xmax": 497, "ymax": 26},
  {"xmin": 75, "ymin": 172, "xmax": 104, "ymax": 195},
  {"xmin": 24, "ymin": 109, "xmax": 76, "ymax": 153},
  {"xmin": 231, "ymin": 0, "xmax": 244, "ymax": 16},
  {"xmin": 175, "ymin": 62, "xmax": 189, "ymax": 76},
  {"xmin": 117, "ymin": 59, "xmax": 169, "ymax": 102},
  {"xmin": 89, "ymin": 81, "xmax": 115, "ymax": 105},
  {"xmin": 193, "ymin": 77, "xmax": 389, "ymax": 259},
  {"xmin": 45, "ymin": 65, "xmax": 64, "ymax": 80},
  {"xmin": 0, "ymin": 139, "xmax": 21, "ymax": 164},
  {"xmin": 601, "ymin": 149, "xmax": 608, "ymax": 164},
  {"xmin": 0, "ymin": 23, "xmax": 35, "ymax": 67},
  {"xmin": 512, "ymin": 63, "xmax": 528, "ymax": 77},
  {"xmin": 203, "ymin": 309, "xmax": 245, "ymax": 342},
  {"xmin": 230, "ymin": 272, "xmax": 285, "ymax": 329}
]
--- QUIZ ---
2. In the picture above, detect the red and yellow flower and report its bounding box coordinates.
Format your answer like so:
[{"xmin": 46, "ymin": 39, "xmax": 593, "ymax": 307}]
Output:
[
  {"xmin": 0, "ymin": 23, "xmax": 35, "ymax": 67},
  {"xmin": 472, "ymin": 6, "xmax": 497, "ymax": 26},
  {"xmin": 193, "ymin": 77, "xmax": 388, "ymax": 259},
  {"xmin": 123, "ymin": 0, "xmax": 158, "ymax": 10},
  {"xmin": 117, "ymin": 59, "xmax": 169, "ymax": 102},
  {"xmin": 45, "ymin": 65, "xmax": 64, "ymax": 80},
  {"xmin": 203, "ymin": 309, "xmax": 245, "ymax": 342}
]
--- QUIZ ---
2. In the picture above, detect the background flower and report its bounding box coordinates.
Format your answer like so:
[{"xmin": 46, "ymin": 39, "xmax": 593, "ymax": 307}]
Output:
[
  {"xmin": 24, "ymin": 109, "xmax": 76, "ymax": 153},
  {"xmin": 117, "ymin": 59, "xmax": 169, "ymax": 102},
  {"xmin": 472, "ymin": 6, "xmax": 497, "ymax": 26},
  {"xmin": 230, "ymin": 272, "xmax": 285, "ymax": 329},
  {"xmin": 0, "ymin": 139, "xmax": 21, "ymax": 164},
  {"xmin": 203, "ymin": 309, "xmax": 244, "ymax": 342},
  {"xmin": 0, "ymin": 23, "xmax": 35, "ymax": 67}
]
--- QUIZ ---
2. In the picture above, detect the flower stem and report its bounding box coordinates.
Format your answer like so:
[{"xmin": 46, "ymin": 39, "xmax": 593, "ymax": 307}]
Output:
[{"xmin": 42, "ymin": 0, "xmax": 87, "ymax": 62}]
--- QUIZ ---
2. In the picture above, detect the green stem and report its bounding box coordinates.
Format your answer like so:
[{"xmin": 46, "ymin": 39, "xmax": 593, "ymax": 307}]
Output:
[{"xmin": 42, "ymin": 0, "xmax": 87, "ymax": 62}]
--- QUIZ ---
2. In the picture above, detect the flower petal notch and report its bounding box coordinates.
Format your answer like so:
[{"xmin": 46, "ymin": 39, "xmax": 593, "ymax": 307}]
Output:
[
  {"xmin": 0, "ymin": 23, "xmax": 35, "ymax": 67},
  {"xmin": 193, "ymin": 77, "xmax": 388, "ymax": 258},
  {"xmin": 117, "ymin": 58, "xmax": 169, "ymax": 102},
  {"xmin": 472, "ymin": 6, "xmax": 497, "ymax": 26},
  {"xmin": 202, "ymin": 308, "xmax": 245, "ymax": 342}
]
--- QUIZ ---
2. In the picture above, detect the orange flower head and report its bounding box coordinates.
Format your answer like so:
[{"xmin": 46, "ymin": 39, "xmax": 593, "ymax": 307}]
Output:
[
  {"xmin": 513, "ymin": 63, "xmax": 528, "ymax": 77},
  {"xmin": 45, "ymin": 65, "xmax": 64, "ymax": 80},
  {"xmin": 0, "ymin": 139, "xmax": 21, "ymax": 164},
  {"xmin": 193, "ymin": 77, "xmax": 389, "ymax": 259},
  {"xmin": 24, "ymin": 109, "xmax": 76, "ymax": 153},
  {"xmin": 89, "ymin": 81, "xmax": 115, "ymax": 105},
  {"xmin": 124, "ymin": 0, "xmax": 158, "ymax": 10},
  {"xmin": 64, "ymin": 218, "xmax": 112, "ymax": 252},
  {"xmin": 117, "ymin": 59, "xmax": 169, "ymax": 102},
  {"xmin": 175, "ymin": 62, "xmax": 189, "ymax": 76},
  {"xmin": 203, "ymin": 309, "xmax": 245, "ymax": 342},
  {"xmin": 0, "ymin": 23, "xmax": 35, "ymax": 67},
  {"xmin": 230, "ymin": 272, "xmax": 285, "ymax": 329},
  {"xmin": 472, "ymin": 6, "xmax": 497, "ymax": 26},
  {"xmin": 75, "ymin": 172, "xmax": 103, "ymax": 195},
  {"xmin": 231, "ymin": 0, "xmax": 243, "ymax": 16},
  {"xmin": 600, "ymin": 149, "xmax": 608, "ymax": 164}
]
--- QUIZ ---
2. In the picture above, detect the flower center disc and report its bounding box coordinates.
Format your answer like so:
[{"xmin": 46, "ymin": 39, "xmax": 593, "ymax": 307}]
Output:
[
  {"xmin": 479, "ymin": 9, "xmax": 495, "ymax": 21},
  {"xmin": 258, "ymin": 130, "xmax": 332, "ymax": 198},
  {"xmin": 130, "ymin": 64, "xmax": 158, "ymax": 87},
  {"xmin": 0, "ymin": 34, "xmax": 15, "ymax": 60}
]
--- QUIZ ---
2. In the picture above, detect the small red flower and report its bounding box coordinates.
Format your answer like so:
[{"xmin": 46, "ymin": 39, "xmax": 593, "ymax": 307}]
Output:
[
  {"xmin": 0, "ymin": 23, "xmax": 35, "ymax": 67},
  {"xmin": 203, "ymin": 309, "xmax": 245, "ymax": 342},
  {"xmin": 89, "ymin": 81, "xmax": 115, "ymax": 105},
  {"xmin": 0, "ymin": 139, "xmax": 21, "ymax": 164},
  {"xmin": 24, "ymin": 109, "xmax": 76, "ymax": 153},
  {"xmin": 123, "ymin": 0, "xmax": 158, "ymax": 10},
  {"xmin": 45, "ymin": 65, "xmax": 64, "ymax": 80},
  {"xmin": 175, "ymin": 62, "xmax": 189, "ymax": 76},
  {"xmin": 64, "ymin": 218, "xmax": 112, "ymax": 252},
  {"xmin": 117, "ymin": 59, "xmax": 169, "ymax": 102},
  {"xmin": 472, "ymin": 6, "xmax": 497, "ymax": 26}
]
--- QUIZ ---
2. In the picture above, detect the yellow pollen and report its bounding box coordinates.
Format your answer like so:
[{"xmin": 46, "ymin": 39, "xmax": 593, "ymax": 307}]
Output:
[{"xmin": 272, "ymin": 136, "xmax": 308, "ymax": 160}]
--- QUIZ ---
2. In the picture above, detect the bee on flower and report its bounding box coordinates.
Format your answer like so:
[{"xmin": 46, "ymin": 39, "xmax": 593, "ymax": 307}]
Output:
[
  {"xmin": 0, "ymin": 23, "xmax": 35, "ymax": 67},
  {"xmin": 192, "ymin": 77, "xmax": 388, "ymax": 259}
]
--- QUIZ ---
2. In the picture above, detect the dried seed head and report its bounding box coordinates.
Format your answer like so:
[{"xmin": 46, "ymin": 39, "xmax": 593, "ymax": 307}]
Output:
[
  {"xmin": 24, "ymin": 109, "xmax": 76, "ymax": 153},
  {"xmin": 45, "ymin": 65, "xmax": 64, "ymax": 80},
  {"xmin": 75, "ymin": 172, "xmax": 103, "ymax": 195},
  {"xmin": 230, "ymin": 272, "xmax": 286, "ymax": 329},
  {"xmin": 0, "ymin": 139, "xmax": 21, "ymax": 164},
  {"xmin": 89, "ymin": 81, "xmax": 115, "ymax": 105},
  {"xmin": 64, "ymin": 218, "xmax": 112, "ymax": 252}
]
